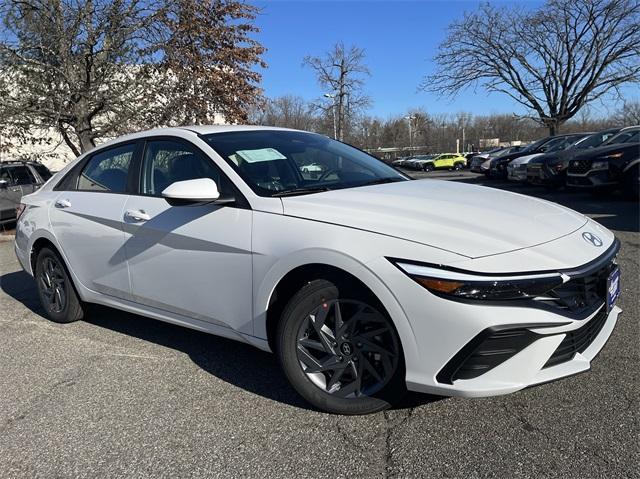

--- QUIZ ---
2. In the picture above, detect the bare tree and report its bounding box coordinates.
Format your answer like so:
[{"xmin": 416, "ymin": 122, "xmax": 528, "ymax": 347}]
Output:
[
  {"xmin": 614, "ymin": 100, "xmax": 640, "ymax": 125},
  {"xmin": 422, "ymin": 0, "xmax": 640, "ymax": 135},
  {"xmin": 251, "ymin": 95, "xmax": 317, "ymax": 131},
  {"xmin": 304, "ymin": 42, "xmax": 370, "ymax": 141},
  {"xmin": 0, "ymin": 0, "xmax": 266, "ymax": 156}
]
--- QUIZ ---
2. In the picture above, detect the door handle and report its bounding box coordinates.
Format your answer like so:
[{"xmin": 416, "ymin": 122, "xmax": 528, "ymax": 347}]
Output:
[
  {"xmin": 55, "ymin": 198, "xmax": 71, "ymax": 208},
  {"xmin": 125, "ymin": 209, "xmax": 151, "ymax": 222}
]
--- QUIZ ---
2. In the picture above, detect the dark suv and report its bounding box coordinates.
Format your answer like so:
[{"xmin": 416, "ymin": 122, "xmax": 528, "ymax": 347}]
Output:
[
  {"xmin": 566, "ymin": 126, "xmax": 639, "ymax": 198},
  {"xmin": 0, "ymin": 160, "xmax": 53, "ymax": 224},
  {"xmin": 526, "ymin": 128, "xmax": 621, "ymax": 188}
]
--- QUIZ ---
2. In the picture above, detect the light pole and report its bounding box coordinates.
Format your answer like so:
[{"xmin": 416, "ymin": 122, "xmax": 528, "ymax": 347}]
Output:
[
  {"xmin": 404, "ymin": 115, "xmax": 416, "ymax": 150},
  {"xmin": 324, "ymin": 93, "xmax": 337, "ymax": 140}
]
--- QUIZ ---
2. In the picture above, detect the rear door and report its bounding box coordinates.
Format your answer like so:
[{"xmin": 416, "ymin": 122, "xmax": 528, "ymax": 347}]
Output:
[
  {"xmin": 49, "ymin": 142, "xmax": 139, "ymax": 299},
  {"xmin": 123, "ymin": 138, "xmax": 253, "ymax": 333}
]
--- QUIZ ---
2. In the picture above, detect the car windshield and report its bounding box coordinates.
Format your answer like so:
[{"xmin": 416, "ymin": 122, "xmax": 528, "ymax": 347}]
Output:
[
  {"xmin": 572, "ymin": 130, "xmax": 619, "ymax": 150},
  {"xmin": 604, "ymin": 128, "xmax": 640, "ymax": 145},
  {"xmin": 204, "ymin": 130, "xmax": 408, "ymax": 197},
  {"xmin": 545, "ymin": 134, "xmax": 588, "ymax": 152},
  {"xmin": 521, "ymin": 137, "xmax": 552, "ymax": 153}
]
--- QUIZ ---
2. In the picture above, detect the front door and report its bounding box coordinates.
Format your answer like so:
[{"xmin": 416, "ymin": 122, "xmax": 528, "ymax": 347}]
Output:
[
  {"xmin": 49, "ymin": 143, "xmax": 137, "ymax": 299},
  {"xmin": 123, "ymin": 138, "xmax": 253, "ymax": 334}
]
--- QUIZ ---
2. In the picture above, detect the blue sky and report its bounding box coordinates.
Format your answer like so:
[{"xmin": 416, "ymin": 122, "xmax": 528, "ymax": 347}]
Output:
[{"xmin": 253, "ymin": 0, "xmax": 635, "ymax": 119}]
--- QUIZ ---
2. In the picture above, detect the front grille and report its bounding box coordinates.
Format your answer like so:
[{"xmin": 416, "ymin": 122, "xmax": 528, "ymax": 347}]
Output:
[
  {"xmin": 544, "ymin": 308, "xmax": 609, "ymax": 368},
  {"xmin": 568, "ymin": 159, "xmax": 591, "ymax": 174},
  {"xmin": 534, "ymin": 256, "xmax": 616, "ymax": 316}
]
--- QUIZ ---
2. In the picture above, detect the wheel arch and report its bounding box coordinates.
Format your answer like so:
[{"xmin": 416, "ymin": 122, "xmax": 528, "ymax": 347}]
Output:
[{"xmin": 256, "ymin": 251, "xmax": 419, "ymax": 370}]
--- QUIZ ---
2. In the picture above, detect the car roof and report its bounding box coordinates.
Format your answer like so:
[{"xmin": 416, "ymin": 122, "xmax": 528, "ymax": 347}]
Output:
[{"xmin": 0, "ymin": 160, "xmax": 44, "ymax": 167}]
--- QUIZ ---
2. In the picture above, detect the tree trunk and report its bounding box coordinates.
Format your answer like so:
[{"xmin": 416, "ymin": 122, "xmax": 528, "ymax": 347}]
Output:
[{"xmin": 76, "ymin": 118, "xmax": 96, "ymax": 154}]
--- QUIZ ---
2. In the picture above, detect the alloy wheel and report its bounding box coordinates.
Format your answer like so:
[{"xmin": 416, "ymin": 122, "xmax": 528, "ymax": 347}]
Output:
[
  {"xmin": 295, "ymin": 299, "xmax": 399, "ymax": 398},
  {"xmin": 39, "ymin": 256, "xmax": 67, "ymax": 313}
]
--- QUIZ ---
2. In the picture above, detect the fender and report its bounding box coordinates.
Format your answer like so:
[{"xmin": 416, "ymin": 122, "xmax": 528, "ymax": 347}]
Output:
[
  {"xmin": 252, "ymin": 247, "xmax": 420, "ymax": 371},
  {"xmin": 622, "ymin": 158, "xmax": 639, "ymax": 173}
]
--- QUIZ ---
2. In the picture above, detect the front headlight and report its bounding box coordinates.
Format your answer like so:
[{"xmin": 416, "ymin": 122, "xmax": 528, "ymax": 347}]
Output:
[
  {"xmin": 391, "ymin": 260, "xmax": 565, "ymax": 300},
  {"xmin": 598, "ymin": 152, "xmax": 624, "ymax": 160}
]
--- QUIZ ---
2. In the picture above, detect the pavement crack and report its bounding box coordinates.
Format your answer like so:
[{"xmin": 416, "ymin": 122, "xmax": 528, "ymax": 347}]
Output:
[
  {"xmin": 0, "ymin": 359, "xmax": 93, "ymax": 435},
  {"xmin": 382, "ymin": 408, "xmax": 415, "ymax": 478},
  {"xmin": 502, "ymin": 402, "xmax": 552, "ymax": 442}
]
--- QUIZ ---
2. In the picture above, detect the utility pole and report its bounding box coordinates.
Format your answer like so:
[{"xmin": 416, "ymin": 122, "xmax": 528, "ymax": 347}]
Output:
[
  {"xmin": 404, "ymin": 115, "xmax": 416, "ymax": 150},
  {"xmin": 323, "ymin": 93, "xmax": 337, "ymax": 140}
]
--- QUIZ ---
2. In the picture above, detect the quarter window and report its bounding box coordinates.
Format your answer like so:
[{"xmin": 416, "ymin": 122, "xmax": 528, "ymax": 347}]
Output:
[
  {"xmin": 77, "ymin": 144, "xmax": 135, "ymax": 192},
  {"xmin": 142, "ymin": 140, "xmax": 231, "ymax": 196}
]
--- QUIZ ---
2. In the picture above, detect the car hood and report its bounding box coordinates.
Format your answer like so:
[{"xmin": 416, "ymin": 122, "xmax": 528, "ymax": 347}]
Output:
[
  {"xmin": 281, "ymin": 180, "xmax": 588, "ymax": 258},
  {"xmin": 509, "ymin": 153, "xmax": 543, "ymax": 166},
  {"xmin": 571, "ymin": 141, "xmax": 640, "ymax": 160}
]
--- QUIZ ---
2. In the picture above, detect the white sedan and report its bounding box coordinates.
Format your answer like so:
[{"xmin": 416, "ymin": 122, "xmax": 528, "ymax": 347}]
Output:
[{"xmin": 14, "ymin": 126, "xmax": 622, "ymax": 415}]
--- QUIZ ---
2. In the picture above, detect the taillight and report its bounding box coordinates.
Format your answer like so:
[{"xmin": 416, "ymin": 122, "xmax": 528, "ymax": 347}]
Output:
[{"xmin": 16, "ymin": 203, "xmax": 26, "ymax": 220}]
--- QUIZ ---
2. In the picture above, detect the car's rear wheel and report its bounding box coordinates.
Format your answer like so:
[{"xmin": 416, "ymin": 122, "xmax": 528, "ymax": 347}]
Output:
[
  {"xmin": 35, "ymin": 247, "xmax": 85, "ymax": 323},
  {"xmin": 423, "ymin": 164, "xmax": 434, "ymax": 172},
  {"xmin": 453, "ymin": 162, "xmax": 464, "ymax": 171},
  {"xmin": 276, "ymin": 279, "xmax": 405, "ymax": 415}
]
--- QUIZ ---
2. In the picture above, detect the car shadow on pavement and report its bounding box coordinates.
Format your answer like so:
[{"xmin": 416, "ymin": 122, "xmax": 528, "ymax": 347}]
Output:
[
  {"xmin": 1, "ymin": 269, "xmax": 441, "ymax": 412},
  {"xmin": 454, "ymin": 175, "xmax": 640, "ymax": 233}
]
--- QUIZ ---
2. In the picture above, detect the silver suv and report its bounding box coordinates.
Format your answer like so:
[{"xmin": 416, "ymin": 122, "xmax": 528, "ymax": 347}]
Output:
[{"xmin": 0, "ymin": 161, "xmax": 52, "ymax": 224}]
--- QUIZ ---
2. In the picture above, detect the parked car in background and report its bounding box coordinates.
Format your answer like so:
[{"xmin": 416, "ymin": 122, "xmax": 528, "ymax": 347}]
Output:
[
  {"xmin": 526, "ymin": 128, "xmax": 622, "ymax": 188},
  {"xmin": 1, "ymin": 160, "xmax": 53, "ymax": 224},
  {"xmin": 405, "ymin": 155, "xmax": 436, "ymax": 170},
  {"xmin": 469, "ymin": 147, "xmax": 504, "ymax": 172},
  {"xmin": 488, "ymin": 136, "xmax": 570, "ymax": 179},
  {"xmin": 507, "ymin": 133, "xmax": 592, "ymax": 182},
  {"xmin": 14, "ymin": 125, "xmax": 622, "ymax": 415},
  {"xmin": 469, "ymin": 146, "xmax": 524, "ymax": 172},
  {"xmin": 566, "ymin": 126, "xmax": 640, "ymax": 197},
  {"xmin": 392, "ymin": 156, "xmax": 410, "ymax": 167},
  {"xmin": 421, "ymin": 153, "xmax": 467, "ymax": 171}
]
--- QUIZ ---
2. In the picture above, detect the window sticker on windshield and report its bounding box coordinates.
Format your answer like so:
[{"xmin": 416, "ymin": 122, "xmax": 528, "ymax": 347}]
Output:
[{"xmin": 236, "ymin": 148, "xmax": 287, "ymax": 163}]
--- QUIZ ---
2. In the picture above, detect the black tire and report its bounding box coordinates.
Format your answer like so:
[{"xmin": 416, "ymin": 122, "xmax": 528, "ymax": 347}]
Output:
[
  {"xmin": 453, "ymin": 162, "xmax": 464, "ymax": 171},
  {"xmin": 34, "ymin": 247, "xmax": 85, "ymax": 323},
  {"xmin": 276, "ymin": 279, "xmax": 406, "ymax": 415},
  {"xmin": 623, "ymin": 165, "xmax": 639, "ymax": 200},
  {"xmin": 423, "ymin": 164, "xmax": 434, "ymax": 172}
]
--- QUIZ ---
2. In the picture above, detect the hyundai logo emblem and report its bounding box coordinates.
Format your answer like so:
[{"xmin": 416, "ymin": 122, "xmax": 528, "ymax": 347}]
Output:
[{"xmin": 582, "ymin": 232, "xmax": 603, "ymax": 247}]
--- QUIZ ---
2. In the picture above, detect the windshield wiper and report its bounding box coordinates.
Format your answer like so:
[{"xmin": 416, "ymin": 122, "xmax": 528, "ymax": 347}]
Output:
[
  {"xmin": 357, "ymin": 177, "xmax": 407, "ymax": 187},
  {"xmin": 272, "ymin": 186, "xmax": 332, "ymax": 197}
]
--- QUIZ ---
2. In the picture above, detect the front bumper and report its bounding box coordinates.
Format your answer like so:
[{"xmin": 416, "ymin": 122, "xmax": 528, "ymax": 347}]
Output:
[
  {"xmin": 424, "ymin": 305, "xmax": 620, "ymax": 397},
  {"xmin": 507, "ymin": 165, "xmax": 527, "ymax": 181},
  {"xmin": 567, "ymin": 168, "xmax": 617, "ymax": 188},
  {"xmin": 374, "ymin": 230, "xmax": 621, "ymax": 398}
]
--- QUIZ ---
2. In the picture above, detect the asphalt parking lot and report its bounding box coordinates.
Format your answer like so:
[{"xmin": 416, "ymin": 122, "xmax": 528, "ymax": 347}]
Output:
[{"xmin": 1, "ymin": 171, "xmax": 638, "ymax": 478}]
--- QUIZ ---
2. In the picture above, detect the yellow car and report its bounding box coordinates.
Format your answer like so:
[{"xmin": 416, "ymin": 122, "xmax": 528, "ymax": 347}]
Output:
[{"xmin": 421, "ymin": 153, "xmax": 467, "ymax": 171}]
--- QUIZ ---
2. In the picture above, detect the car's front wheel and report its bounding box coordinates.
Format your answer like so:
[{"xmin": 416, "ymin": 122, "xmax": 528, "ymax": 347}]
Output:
[
  {"xmin": 276, "ymin": 279, "xmax": 405, "ymax": 415},
  {"xmin": 423, "ymin": 164, "xmax": 434, "ymax": 172},
  {"xmin": 35, "ymin": 247, "xmax": 85, "ymax": 323}
]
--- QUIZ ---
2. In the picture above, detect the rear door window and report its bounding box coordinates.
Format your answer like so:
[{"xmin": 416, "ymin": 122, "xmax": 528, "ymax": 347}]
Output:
[{"xmin": 77, "ymin": 144, "xmax": 135, "ymax": 192}]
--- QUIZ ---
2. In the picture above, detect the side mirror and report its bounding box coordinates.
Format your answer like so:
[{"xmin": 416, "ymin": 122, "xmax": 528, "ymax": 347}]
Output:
[{"xmin": 162, "ymin": 178, "xmax": 233, "ymax": 206}]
